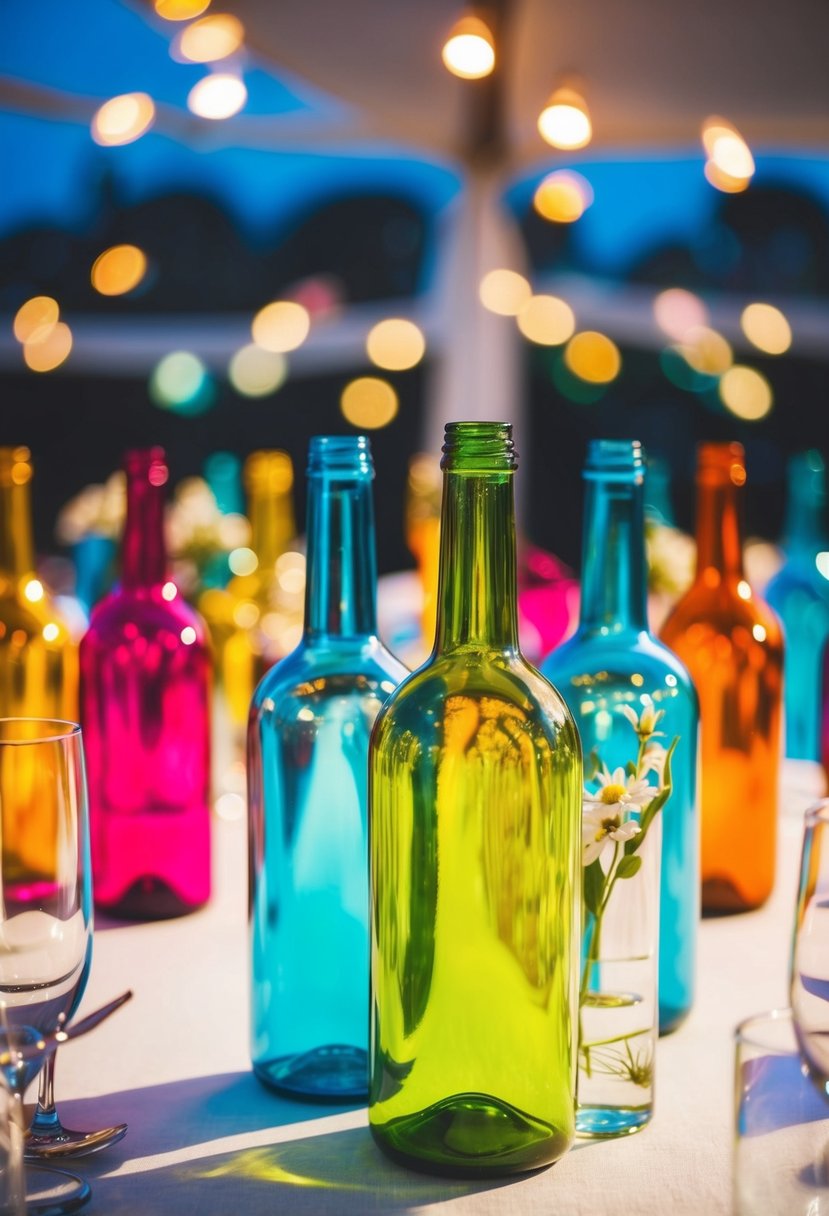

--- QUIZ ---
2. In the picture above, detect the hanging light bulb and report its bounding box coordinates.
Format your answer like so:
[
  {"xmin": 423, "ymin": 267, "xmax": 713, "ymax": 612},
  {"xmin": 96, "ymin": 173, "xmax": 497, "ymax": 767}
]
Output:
[
  {"xmin": 441, "ymin": 14, "xmax": 495, "ymax": 79},
  {"xmin": 538, "ymin": 85, "xmax": 592, "ymax": 150}
]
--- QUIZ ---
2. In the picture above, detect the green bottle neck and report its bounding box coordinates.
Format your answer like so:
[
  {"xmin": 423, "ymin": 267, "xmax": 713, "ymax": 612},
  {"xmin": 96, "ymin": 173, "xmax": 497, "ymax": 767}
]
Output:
[
  {"xmin": 579, "ymin": 476, "xmax": 648, "ymax": 636},
  {"xmin": 0, "ymin": 478, "xmax": 35, "ymax": 579},
  {"xmin": 434, "ymin": 470, "xmax": 519, "ymax": 653},
  {"xmin": 304, "ymin": 473, "xmax": 378, "ymax": 642}
]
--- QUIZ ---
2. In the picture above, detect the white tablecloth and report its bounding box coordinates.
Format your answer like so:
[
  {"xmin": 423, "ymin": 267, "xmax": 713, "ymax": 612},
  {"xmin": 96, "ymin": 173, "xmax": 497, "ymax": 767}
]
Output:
[{"xmin": 53, "ymin": 775, "xmax": 823, "ymax": 1216}]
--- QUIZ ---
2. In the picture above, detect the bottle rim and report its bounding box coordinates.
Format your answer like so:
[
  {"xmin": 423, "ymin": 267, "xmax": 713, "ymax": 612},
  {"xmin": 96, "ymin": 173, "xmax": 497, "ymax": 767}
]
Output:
[
  {"xmin": 697, "ymin": 441, "xmax": 746, "ymax": 486},
  {"xmin": 307, "ymin": 434, "xmax": 373, "ymax": 477},
  {"xmin": 584, "ymin": 438, "xmax": 645, "ymax": 481},
  {"xmin": 124, "ymin": 447, "xmax": 168, "ymax": 487},
  {"xmin": 441, "ymin": 421, "xmax": 518, "ymax": 472},
  {"xmin": 0, "ymin": 446, "xmax": 32, "ymax": 487}
]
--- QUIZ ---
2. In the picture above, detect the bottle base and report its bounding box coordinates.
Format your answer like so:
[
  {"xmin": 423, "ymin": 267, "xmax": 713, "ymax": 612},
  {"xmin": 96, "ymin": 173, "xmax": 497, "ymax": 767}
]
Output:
[
  {"xmin": 253, "ymin": 1045, "xmax": 368, "ymax": 1102},
  {"xmin": 576, "ymin": 1104, "xmax": 651, "ymax": 1139},
  {"xmin": 658, "ymin": 1004, "xmax": 690, "ymax": 1036},
  {"xmin": 701, "ymin": 876, "xmax": 769, "ymax": 916},
  {"xmin": 96, "ymin": 876, "xmax": 207, "ymax": 921},
  {"xmin": 370, "ymin": 1092, "xmax": 572, "ymax": 1177}
]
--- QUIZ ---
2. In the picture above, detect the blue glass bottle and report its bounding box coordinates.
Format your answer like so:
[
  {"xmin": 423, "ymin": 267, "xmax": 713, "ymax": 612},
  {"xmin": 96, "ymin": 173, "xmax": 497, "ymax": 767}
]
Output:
[
  {"xmin": 765, "ymin": 450, "xmax": 829, "ymax": 763},
  {"xmin": 248, "ymin": 435, "xmax": 407, "ymax": 1099},
  {"xmin": 541, "ymin": 439, "xmax": 699, "ymax": 1035}
]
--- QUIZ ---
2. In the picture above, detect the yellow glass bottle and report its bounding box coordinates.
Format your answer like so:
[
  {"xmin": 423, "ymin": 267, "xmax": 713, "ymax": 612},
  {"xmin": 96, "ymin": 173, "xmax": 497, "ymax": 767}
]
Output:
[
  {"xmin": 0, "ymin": 446, "xmax": 77, "ymax": 871},
  {"xmin": 369, "ymin": 422, "xmax": 582, "ymax": 1176},
  {"xmin": 660, "ymin": 442, "xmax": 783, "ymax": 913}
]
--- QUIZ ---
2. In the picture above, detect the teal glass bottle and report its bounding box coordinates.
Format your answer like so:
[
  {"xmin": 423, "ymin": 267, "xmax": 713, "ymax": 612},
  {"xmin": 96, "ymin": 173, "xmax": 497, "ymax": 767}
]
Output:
[
  {"xmin": 765, "ymin": 450, "xmax": 829, "ymax": 763},
  {"xmin": 369, "ymin": 421, "xmax": 582, "ymax": 1177},
  {"xmin": 248, "ymin": 435, "xmax": 407, "ymax": 1100},
  {"xmin": 541, "ymin": 440, "xmax": 700, "ymax": 1036}
]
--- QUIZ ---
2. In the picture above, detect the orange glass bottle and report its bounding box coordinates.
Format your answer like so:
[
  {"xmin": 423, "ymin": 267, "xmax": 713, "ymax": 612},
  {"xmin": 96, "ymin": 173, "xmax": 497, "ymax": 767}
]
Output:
[{"xmin": 660, "ymin": 443, "xmax": 783, "ymax": 913}]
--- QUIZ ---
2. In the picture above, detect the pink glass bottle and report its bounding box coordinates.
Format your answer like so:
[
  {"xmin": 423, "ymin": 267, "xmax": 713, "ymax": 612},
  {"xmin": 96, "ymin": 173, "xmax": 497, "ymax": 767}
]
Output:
[{"xmin": 80, "ymin": 448, "xmax": 211, "ymax": 918}]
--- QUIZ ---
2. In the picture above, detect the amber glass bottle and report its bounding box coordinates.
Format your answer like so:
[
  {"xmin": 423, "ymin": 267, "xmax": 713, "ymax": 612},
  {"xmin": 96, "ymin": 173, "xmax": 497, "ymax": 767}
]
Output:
[{"xmin": 660, "ymin": 443, "xmax": 783, "ymax": 913}]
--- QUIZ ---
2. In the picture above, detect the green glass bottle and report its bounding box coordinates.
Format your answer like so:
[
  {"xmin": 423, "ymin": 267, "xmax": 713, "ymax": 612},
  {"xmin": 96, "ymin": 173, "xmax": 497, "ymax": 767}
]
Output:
[{"xmin": 369, "ymin": 421, "xmax": 582, "ymax": 1177}]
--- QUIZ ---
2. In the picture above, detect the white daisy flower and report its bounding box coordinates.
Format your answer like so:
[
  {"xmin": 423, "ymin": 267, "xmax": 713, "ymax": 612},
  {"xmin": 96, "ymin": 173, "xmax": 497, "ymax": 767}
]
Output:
[
  {"xmin": 619, "ymin": 697, "xmax": 665, "ymax": 740},
  {"xmin": 583, "ymin": 767, "xmax": 654, "ymax": 815},
  {"xmin": 582, "ymin": 805, "xmax": 641, "ymax": 866}
]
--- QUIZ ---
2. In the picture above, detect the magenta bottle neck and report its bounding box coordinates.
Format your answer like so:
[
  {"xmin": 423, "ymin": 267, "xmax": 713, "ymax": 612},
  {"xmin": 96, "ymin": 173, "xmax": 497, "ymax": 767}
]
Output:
[{"xmin": 121, "ymin": 449, "xmax": 168, "ymax": 589}]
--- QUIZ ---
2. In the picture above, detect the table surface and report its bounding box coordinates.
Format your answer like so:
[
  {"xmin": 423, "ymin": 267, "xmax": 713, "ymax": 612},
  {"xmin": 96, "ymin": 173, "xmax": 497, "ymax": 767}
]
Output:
[{"xmin": 53, "ymin": 770, "xmax": 825, "ymax": 1216}]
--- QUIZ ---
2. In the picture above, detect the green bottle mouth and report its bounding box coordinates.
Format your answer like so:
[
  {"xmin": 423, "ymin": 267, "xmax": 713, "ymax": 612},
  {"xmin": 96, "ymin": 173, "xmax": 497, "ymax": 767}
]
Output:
[{"xmin": 440, "ymin": 422, "xmax": 518, "ymax": 473}]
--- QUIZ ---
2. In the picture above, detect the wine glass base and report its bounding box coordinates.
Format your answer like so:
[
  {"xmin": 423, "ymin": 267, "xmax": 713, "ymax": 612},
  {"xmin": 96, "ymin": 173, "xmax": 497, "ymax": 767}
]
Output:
[{"xmin": 26, "ymin": 1164, "xmax": 91, "ymax": 1215}]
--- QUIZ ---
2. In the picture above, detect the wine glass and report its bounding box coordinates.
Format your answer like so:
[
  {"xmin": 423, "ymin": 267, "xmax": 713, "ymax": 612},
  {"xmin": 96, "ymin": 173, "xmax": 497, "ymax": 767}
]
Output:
[
  {"xmin": 0, "ymin": 719, "xmax": 93, "ymax": 1213},
  {"xmin": 791, "ymin": 798, "xmax": 829, "ymax": 1095}
]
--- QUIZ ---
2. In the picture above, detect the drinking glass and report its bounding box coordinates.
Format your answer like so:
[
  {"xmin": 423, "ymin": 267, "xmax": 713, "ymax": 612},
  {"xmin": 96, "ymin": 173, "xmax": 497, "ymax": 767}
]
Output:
[
  {"xmin": 791, "ymin": 798, "xmax": 829, "ymax": 1093},
  {"xmin": 734, "ymin": 1008, "xmax": 829, "ymax": 1215},
  {"xmin": 0, "ymin": 719, "xmax": 93, "ymax": 1213}
]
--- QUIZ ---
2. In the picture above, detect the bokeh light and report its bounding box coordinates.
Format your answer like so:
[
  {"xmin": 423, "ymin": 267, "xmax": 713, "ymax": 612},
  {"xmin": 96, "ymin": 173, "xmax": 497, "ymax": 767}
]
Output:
[
  {"xmin": 702, "ymin": 116, "xmax": 755, "ymax": 192},
  {"xmin": 229, "ymin": 345, "xmax": 288, "ymax": 397},
  {"xmin": 176, "ymin": 13, "xmax": 244, "ymax": 63},
  {"xmin": 340, "ymin": 377, "xmax": 398, "ymax": 429},
  {"xmin": 13, "ymin": 296, "xmax": 59, "ymax": 344},
  {"xmin": 187, "ymin": 73, "xmax": 247, "ymax": 119},
  {"xmin": 564, "ymin": 331, "xmax": 621, "ymax": 383},
  {"xmin": 516, "ymin": 295, "xmax": 575, "ymax": 345},
  {"xmin": 537, "ymin": 89, "xmax": 592, "ymax": 150},
  {"xmin": 23, "ymin": 322, "xmax": 72, "ymax": 372},
  {"xmin": 653, "ymin": 288, "xmax": 709, "ymax": 342},
  {"xmin": 719, "ymin": 366, "xmax": 773, "ymax": 420},
  {"xmin": 550, "ymin": 352, "xmax": 608, "ymax": 404},
  {"xmin": 660, "ymin": 346, "xmax": 716, "ymax": 394},
  {"xmin": 680, "ymin": 327, "xmax": 733, "ymax": 376},
  {"xmin": 150, "ymin": 351, "xmax": 213, "ymax": 413},
  {"xmin": 92, "ymin": 93, "xmax": 155, "ymax": 146},
  {"xmin": 154, "ymin": 0, "xmax": 210, "ymax": 18},
  {"xmin": 740, "ymin": 303, "xmax": 792, "ymax": 355},
  {"xmin": 91, "ymin": 245, "xmax": 147, "ymax": 296},
  {"xmin": 180, "ymin": 626, "xmax": 197, "ymax": 645},
  {"xmin": 228, "ymin": 547, "xmax": 258, "ymax": 576},
  {"xmin": 441, "ymin": 17, "xmax": 495, "ymax": 79},
  {"xmin": 42, "ymin": 623, "xmax": 60, "ymax": 643},
  {"xmin": 479, "ymin": 269, "xmax": 531, "ymax": 316},
  {"xmin": 533, "ymin": 170, "xmax": 594, "ymax": 223},
  {"xmin": 366, "ymin": 319, "xmax": 425, "ymax": 370},
  {"xmin": 251, "ymin": 301, "xmax": 310, "ymax": 353}
]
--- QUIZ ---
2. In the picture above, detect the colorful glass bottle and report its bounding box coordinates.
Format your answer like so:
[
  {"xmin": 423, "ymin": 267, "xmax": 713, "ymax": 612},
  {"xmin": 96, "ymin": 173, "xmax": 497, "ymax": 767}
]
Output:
[
  {"xmin": 80, "ymin": 448, "xmax": 212, "ymax": 918},
  {"xmin": 369, "ymin": 421, "xmax": 581, "ymax": 1176},
  {"xmin": 661, "ymin": 442, "xmax": 783, "ymax": 914},
  {"xmin": 248, "ymin": 435, "xmax": 406, "ymax": 1100},
  {"xmin": 765, "ymin": 450, "xmax": 829, "ymax": 763},
  {"xmin": 0, "ymin": 446, "xmax": 77, "ymax": 721},
  {"xmin": 0, "ymin": 446, "xmax": 78, "ymax": 875},
  {"xmin": 541, "ymin": 440, "xmax": 699, "ymax": 1038}
]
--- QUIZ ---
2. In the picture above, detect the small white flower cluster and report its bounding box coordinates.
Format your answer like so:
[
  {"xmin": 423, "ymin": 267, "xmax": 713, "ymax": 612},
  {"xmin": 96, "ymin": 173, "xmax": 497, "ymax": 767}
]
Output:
[
  {"xmin": 56, "ymin": 473, "xmax": 126, "ymax": 545},
  {"xmin": 581, "ymin": 696, "xmax": 667, "ymax": 867}
]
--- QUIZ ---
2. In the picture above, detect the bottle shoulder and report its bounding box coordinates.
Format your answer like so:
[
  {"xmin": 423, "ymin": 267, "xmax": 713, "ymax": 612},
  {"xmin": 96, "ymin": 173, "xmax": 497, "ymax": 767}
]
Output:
[
  {"xmin": 660, "ymin": 582, "xmax": 784, "ymax": 651},
  {"xmin": 542, "ymin": 629, "xmax": 696, "ymax": 695},
  {"xmin": 82, "ymin": 587, "xmax": 210, "ymax": 653},
  {"xmin": 373, "ymin": 648, "xmax": 580, "ymax": 747},
  {"xmin": 251, "ymin": 636, "xmax": 407, "ymax": 711}
]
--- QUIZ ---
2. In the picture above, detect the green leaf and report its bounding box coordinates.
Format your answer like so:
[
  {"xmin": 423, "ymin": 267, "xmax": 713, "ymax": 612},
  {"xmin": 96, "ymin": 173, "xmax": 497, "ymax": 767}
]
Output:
[
  {"xmin": 616, "ymin": 854, "xmax": 642, "ymax": 880},
  {"xmin": 626, "ymin": 736, "xmax": 679, "ymax": 854},
  {"xmin": 625, "ymin": 760, "xmax": 637, "ymax": 778},
  {"xmin": 583, "ymin": 859, "xmax": 605, "ymax": 917},
  {"xmin": 584, "ymin": 747, "xmax": 601, "ymax": 782}
]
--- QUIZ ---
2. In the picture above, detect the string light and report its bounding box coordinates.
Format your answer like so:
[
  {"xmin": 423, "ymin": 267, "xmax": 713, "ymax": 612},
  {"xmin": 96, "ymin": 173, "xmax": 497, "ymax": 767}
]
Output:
[
  {"xmin": 23, "ymin": 322, "xmax": 72, "ymax": 372},
  {"xmin": 229, "ymin": 345, "xmax": 287, "ymax": 397},
  {"xmin": 653, "ymin": 289, "xmax": 709, "ymax": 342},
  {"xmin": 702, "ymin": 116, "xmax": 754, "ymax": 192},
  {"xmin": 150, "ymin": 351, "xmax": 213, "ymax": 413},
  {"xmin": 538, "ymin": 86, "xmax": 592, "ymax": 150},
  {"xmin": 680, "ymin": 327, "xmax": 733, "ymax": 376},
  {"xmin": 366, "ymin": 319, "xmax": 425, "ymax": 371},
  {"xmin": 13, "ymin": 297, "xmax": 59, "ymax": 344},
  {"xmin": 251, "ymin": 301, "xmax": 310, "ymax": 353},
  {"xmin": 533, "ymin": 170, "xmax": 593, "ymax": 223},
  {"xmin": 187, "ymin": 74, "xmax": 247, "ymax": 119},
  {"xmin": 740, "ymin": 303, "xmax": 792, "ymax": 355},
  {"xmin": 564, "ymin": 332, "xmax": 621, "ymax": 383},
  {"xmin": 341, "ymin": 378, "xmax": 398, "ymax": 429},
  {"xmin": 91, "ymin": 245, "xmax": 147, "ymax": 296},
  {"xmin": 517, "ymin": 295, "xmax": 575, "ymax": 346},
  {"xmin": 175, "ymin": 13, "xmax": 244, "ymax": 63},
  {"xmin": 719, "ymin": 366, "xmax": 773, "ymax": 420},
  {"xmin": 154, "ymin": 0, "xmax": 210, "ymax": 18},
  {"xmin": 479, "ymin": 270, "xmax": 531, "ymax": 316},
  {"xmin": 92, "ymin": 93, "xmax": 155, "ymax": 146},
  {"xmin": 441, "ymin": 16, "xmax": 495, "ymax": 79}
]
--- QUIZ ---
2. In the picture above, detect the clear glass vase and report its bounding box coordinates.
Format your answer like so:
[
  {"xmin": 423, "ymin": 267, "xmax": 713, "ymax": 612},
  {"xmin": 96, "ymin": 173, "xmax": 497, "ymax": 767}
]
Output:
[{"xmin": 578, "ymin": 816, "xmax": 661, "ymax": 1138}]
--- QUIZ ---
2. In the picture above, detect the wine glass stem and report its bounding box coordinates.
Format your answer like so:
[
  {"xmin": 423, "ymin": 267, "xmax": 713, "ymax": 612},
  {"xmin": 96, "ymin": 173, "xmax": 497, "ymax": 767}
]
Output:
[
  {"xmin": 29, "ymin": 1053, "xmax": 60, "ymax": 1134},
  {"xmin": 7, "ymin": 1089, "xmax": 26, "ymax": 1216}
]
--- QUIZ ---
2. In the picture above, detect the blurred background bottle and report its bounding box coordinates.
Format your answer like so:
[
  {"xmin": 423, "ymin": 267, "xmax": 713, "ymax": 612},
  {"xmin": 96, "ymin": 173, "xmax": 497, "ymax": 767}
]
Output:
[
  {"xmin": 248, "ymin": 434, "xmax": 406, "ymax": 1100},
  {"xmin": 661, "ymin": 442, "xmax": 783, "ymax": 914},
  {"xmin": 80, "ymin": 447, "xmax": 212, "ymax": 919},
  {"xmin": 764, "ymin": 450, "xmax": 829, "ymax": 769}
]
